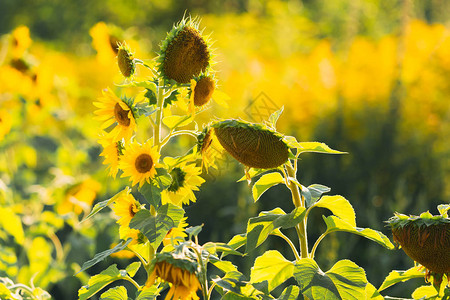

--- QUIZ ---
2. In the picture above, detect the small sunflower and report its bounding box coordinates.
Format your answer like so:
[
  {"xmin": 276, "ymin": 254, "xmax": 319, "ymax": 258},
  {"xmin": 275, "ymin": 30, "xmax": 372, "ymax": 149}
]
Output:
[
  {"xmin": 161, "ymin": 161, "xmax": 205, "ymax": 207},
  {"xmin": 117, "ymin": 42, "xmax": 136, "ymax": 78},
  {"xmin": 163, "ymin": 217, "xmax": 188, "ymax": 247},
  {"xmin": 0, "ymin": 109, "xmax": 13, "ymax": 141},
  {"xmin": 212, "ymin": 119, "xmax": 289, "ymax": 169},
  {"xmin": 157, "ymin": 17, "xmax": 211, "ymax": 84},
  {"xmin": 119, "ymin": 140, "xmax": 160, "ymax": 187},
  {"xmin": 11, "ymin": 26, "xmax": 32, "ymax": 58},
  {"xmin": 98, "ymin": 132, "xmax": 124, "ymax": 178},
  {"xmin": 147, "ymin": 252, "xmax": 201, "ymax": 300},
  {"xmin": 112, "ymin": 190, "xmax": 141, "ymax": 227},
  {"xmin": 93, "ymin": 88, "xmax": 137, "ymax": 142}
]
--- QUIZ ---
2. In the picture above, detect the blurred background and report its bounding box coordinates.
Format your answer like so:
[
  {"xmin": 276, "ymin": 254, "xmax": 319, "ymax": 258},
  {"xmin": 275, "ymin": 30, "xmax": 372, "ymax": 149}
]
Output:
[{"xmin": 0, "ymin": 0, "xmax": 449, "ymax": 299}]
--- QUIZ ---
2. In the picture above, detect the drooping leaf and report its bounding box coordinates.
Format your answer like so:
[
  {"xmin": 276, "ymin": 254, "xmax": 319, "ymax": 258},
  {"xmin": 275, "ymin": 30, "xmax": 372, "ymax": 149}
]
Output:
[
  {"xmin": 312, "ymin": 195, "xmax": 356, "ymax": 227},
  {"xmin": 278, "ymin": 285, "xmax": 300, "ymax": 300},
  {"xmin": 378, "ymin": 266, "xmax": 425, "ymax": 292},
  {"xmin": 100, "ymin": 286, "xmax": 128, "ymax": 300},
  {"xmin": 297, "ymin": 142, "xmax": 346, "ymax": 155},
  {"xmin": 213, "ymin": 271, "xmax": 248, "ymax": 294},
  {"xmin": 251, "ymin": 172, "xmax": 284, "ymax": 202},
  {"xmin": 129, "ymin": 204, "xmax": 184, "ymax": 249},
  {"xmin": 323, "ymin": 216, "xmax": 395, "ymax": 249},
  {"xmin": 246, "ymin": 207, "xmax": 306, "ymax": 252},
  {"xmin": 307, "ymin": 184, "xmax": 331, "ymax": 207},
  {"xmin": 77, "ymin": 239, "xmax": 132, "ymax": 274},
  {"xmin": 294, "ymin": 259, "xmax": 367, "ymax": 300},
  {"xmin": 250, "ymin": 250, "xmax": 294, "ymax": 292},
  {"xmin": 125, "ymin": 262, "xmax": 141, "ymax": 277},
  {"xmin": 412, "ymin": 285, "xmax": 438, "ymax": 299},
  {"xmin": 78, "ymin": 265, "xmax": 123, "ymax": 300},
  {"xmin": 82, "ymin": 188, "xmax": 130, "ymax": 222}
]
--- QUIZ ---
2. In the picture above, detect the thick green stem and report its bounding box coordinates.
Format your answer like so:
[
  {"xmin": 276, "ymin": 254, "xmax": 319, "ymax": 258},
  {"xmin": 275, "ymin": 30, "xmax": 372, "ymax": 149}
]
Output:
[
  {"xmin": 286, "ymin": 164, "xmax": 309, "ymax": 258},
  {"xmin": 273, "ymin": 231, "xmax": 301, "ymax": 261},
  {"xmin": 153, "ymin": 85, "xmax": 165, "ymax": 150}
]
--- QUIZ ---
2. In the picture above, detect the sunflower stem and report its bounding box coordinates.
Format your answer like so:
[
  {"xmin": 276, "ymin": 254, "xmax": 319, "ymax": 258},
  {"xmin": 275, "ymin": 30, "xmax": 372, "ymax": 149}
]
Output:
[
  {"xmin": 286, "ymin": 163, "xmax": 309, "ymax": 258},
  {"xmin": 153, "ymin": 83, "xmax": 165, "ymax": 151},
  {"xmin": 273, "ymin": 231, "xmax": 301, "ymax": 261}
]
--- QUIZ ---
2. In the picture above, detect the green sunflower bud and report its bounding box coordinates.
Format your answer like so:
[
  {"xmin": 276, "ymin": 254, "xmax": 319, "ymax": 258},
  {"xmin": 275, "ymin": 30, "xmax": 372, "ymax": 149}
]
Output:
[{"xmin": 117, "ymin": 43, "xmax": 135, "ymax": 78}]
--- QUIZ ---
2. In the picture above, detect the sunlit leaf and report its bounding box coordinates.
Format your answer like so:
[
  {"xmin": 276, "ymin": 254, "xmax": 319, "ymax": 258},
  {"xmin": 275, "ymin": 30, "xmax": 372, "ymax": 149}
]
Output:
[
  {"xmin": 78, "ymin": 265, "xmax": 123, "ymax": 300},
  {"xmin": 162, "ymin": 115, "xmax": 193, "ymax": 129},
  {"xmin": 268, "ymin": 106, "xmax": 284, "ymax": 129},
  {"xmin": 204, "ymin": 242, "xmax": 243, "ymax": 256},
  {"xmin": 135, "ymin": 285, "xmax": 160, "ymax": 300},
  {"xmin": 297, "ymin": 142, "xmax": 346, "ymax": 155},
  {"xmin": 412, "ymin": 285, "xmax": 438, "ymax": 299},
  {"xmin": 312, "ymin": 195, "xmax": 356, "ymax": 227},
  {"xmin": 294, "ymin": 259, "xmax": 367, "ymax": 300},
  {"xmin": 210, "ymin": 260, "xmax": 239, "ymax": 273},
  {"xmin": 0, "ymin": 207, "xmax": 24, "ymax": 245},
  {"xmin": 252, "ymin": 172, "xmax": 284, "ymax": 202},
  {"xmin": 129, "ymin": 203, "xmax": 184, "ymax": 249},
  {"xmin": 323, "ymin": 216, "xmax": 394, "ymax": 249},
  {"xmin": 126, "ymin": 261, "xmax": 141, "ymax": 277},
  {"xmin": 307, "ymin": 184, "xmax": 331, "ymax": 207},
  {"xmin": 378, "ymin": 266, "xmax": 425, "ymax": 292},
  {"xmin": 100, "ymin": 286, "xmax": 127, "ymax": 300},
  {"xmin": 213, "ymin": 270, "xmax": 248, "ymax": 294},
  {"xmin": 278, "ymin": 285, "xmax": 300, "ymax": 300},
  {"xmin": 438, "ymin": 204, "xmax": 450, "ymax": 217},
  {"xmin": 364, "ymin": 283, "xmax": 384, "ymax": 300},
  {"xmin": 77, "ymin": 239, "xmax": 132, "ymax": 274},
  {"xmin": 226, "ymin": 234, "xmax": 247, "ymax": 255},
  {"xmin": 250, "ymin": 250, "xmax": 294, "ymax": 292},
  {"xmin": 0, "ymin": 283, "xmax": 14, "ymax": 300},
  {"xmin": 81, "ymin": 188, "xmax": 130, "ymax": 222}
]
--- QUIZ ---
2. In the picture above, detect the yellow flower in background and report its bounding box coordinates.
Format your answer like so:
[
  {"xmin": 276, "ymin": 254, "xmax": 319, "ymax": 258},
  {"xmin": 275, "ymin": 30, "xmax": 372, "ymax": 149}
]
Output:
[
  {"xmin": 163, "ymin": 217, "xmax": 188, "ymax": 247},
  {"xmin": 57, "ymin": 179, "xmax": 101, "ymax": 215},
  {"xmin": 93, "ymin": 88, "xmax": 136, "ymax": 141},
  {"xmin": 147, "ymin": 253, "xmax": 201, "ymax": 300},
  {"xmin": 98, "ymin": 132, "xmax": 123, "ymax": 178},
  {"xmin": 161, "ymin": 162, "xmax": 205, "ymax": 207},
  {"xmin": 11, "ymin": 25, "xmax": 32, "ymax": 58},
  {"xmin": 112, "ymin": 190, "xmax": 141, "ymax": 227},
  {"xmin": 0, "ymin": 109, "xmax": 13, "ymax": 141},
  {"xmin": 90, "ymin": 22, "xmax": 122, "ymax": 65},
  {"xmin": 119, "ymin": 140, "xmax": 160, "ymax": 187}
]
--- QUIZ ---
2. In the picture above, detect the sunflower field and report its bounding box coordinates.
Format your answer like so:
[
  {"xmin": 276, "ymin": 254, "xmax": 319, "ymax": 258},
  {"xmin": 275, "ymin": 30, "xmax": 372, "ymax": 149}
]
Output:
[{"xmin": 1, "ymin": 0, "xmax": 449, "ymax": 299}]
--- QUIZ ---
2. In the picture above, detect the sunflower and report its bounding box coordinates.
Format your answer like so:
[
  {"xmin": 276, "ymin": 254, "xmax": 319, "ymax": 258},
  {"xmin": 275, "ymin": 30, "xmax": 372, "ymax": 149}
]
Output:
[
  {"xmin": 157, "ymin": 17, "xmax": 211, "ymax": 84},
  {"xmin": 119, "ymin": 140, "xmax": 160, "ymax": 187},
  {"xmin": 112, "ymin": 190, "xmax": 141, "ymax": 227},
  {"xmin": 163, "ymin": 217, "xmax": 188, "ymax": 247},
  {"xmin": 147, "ymin": 252, "xmax": 201, "ymax": 300},
  {"xmin": 11, "ymin": 26, "xmax": 32, "ymax": 58},
  {"xmin": 117, "ymin": 42, "xmax": 135, "ymax": 78},
  {"xmin": 98, "ymin": 132, "xmax": 123, "ymax": 178},
  {"xmin": 0, "ymin": 109, "xmax": 13, "ymax": 141},
  {"xmin": 90, "ymin": 22, "xmax": 123, "ymax": 65},
  {"xmin": 93, "ymin": 88, "xmax": 136, "ymax": 142},
  {"xmin": 161, "ymin": 162, "xmax": 205, "ymax": 207},
  {"xmin": 57, "ymin": 179, "xmax": 101, "ymax": 215}
]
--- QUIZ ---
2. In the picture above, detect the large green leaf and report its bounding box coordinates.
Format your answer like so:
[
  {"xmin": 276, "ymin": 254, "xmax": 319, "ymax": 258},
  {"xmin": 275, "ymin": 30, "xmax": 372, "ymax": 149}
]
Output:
[
  {"xmin": 81, "ymin": 188, "xmax": 130, "ymax": 222},
  {"xmin": 278, "ymin": 286, "xmax": 300, "ymax": 300},
  {"xmin": 378, "ymin": 266, "xmax": 425, "ymax": 292},
  {"xmin": 297, "ymin": 142, "xmax": 346, "ymax": 154},
  {"xmin": 135, "ymin": 286, "xmax": 160, "ymax": 300},
  {"xmin": 246, "ymin": 207, "xmax": 306, "ymax": 252},
  {"xmin": 77, "ymin": 239, "xmax": 132, "ymax": 274},
  {"xmin": 412, "ymin": 285, "xmax": 438, "ymax": 299},
  {"xmin": 364, "ymin": 283, "xmax": 384, "ymax": 300},
  {"xmin": 138, "ymin": 182, "xmax": 162, "ymax": 208},
  {"xmin": 323, "ymin": 216, "xmax": 395, "ymax": 249},
  {"xmin": 100, "ymin": 286, "xmax": 127, "ymax": 300},
  {"xmin": 210, "ymin": 260, "xmax": 239, "ymax": 274},
  {"xmin": 250, "ymin": 250, "xmax": 294, "ymax": 292},
  {"xmin": 312, "ymin": 195, "xmax": 356, "ymax": 227},
  {"xmin": 251, "ymin": 172, "xmax": 284, "ymax": 202},
  {"xmin": 78, "ymin": 265, "xmax": 123, "ymax": 300},
  {"xmin": 294, "ymin": 259, "xmax": 367, "ymax": 300},
  {"xmin": 129, "ymin": 203, "xmax": 184, "ymax": 249}
]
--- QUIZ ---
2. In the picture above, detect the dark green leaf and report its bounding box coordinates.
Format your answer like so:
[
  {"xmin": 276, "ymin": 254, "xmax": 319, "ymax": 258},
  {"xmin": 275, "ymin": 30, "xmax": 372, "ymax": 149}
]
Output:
[
  {"xmin": 307, "ymin": 184, "xmax": 331, "ymax": 207},
  {"xmin": 138, "ymin": 182, "xmax": 162, "ymax": 208},
  {"xmin": 278, "ymin": 286, "xmax": 300, "ymax": 300},
  {"xmin": 186, "ymin": 225, "xmax": 203, "ymax": 237},
  {"xmin": 213, "ymin": 271, "xmax": 247, "ymax": 294}
]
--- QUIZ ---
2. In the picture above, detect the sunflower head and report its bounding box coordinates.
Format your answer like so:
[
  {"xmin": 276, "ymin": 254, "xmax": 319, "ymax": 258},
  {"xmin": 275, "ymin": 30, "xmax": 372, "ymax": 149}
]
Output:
[
  {"xmin": 157, "ymin": 17, "xmax": 210, "ymax": 84},
  {"xmin": 196, "ymin": 127, "xmax": 222, "ymax": 171},
  {"xmin": 117, "ymin": 42, "xmax": 135, "ymax": 78},
  {"xmin": 98, "ymin": 132, "xmax": 124, "ymax": 178},
  {"xmin": 387, "ymin": 211, "xmax": 450, "ymax": 287},
  {"xmin": 211, "ymin": 119, "xmax": 289, "ymax": 169},
  {"xmin": 190, "ymin": 74, "xmax": 216, "ymax": 107},
  {"xmin": 147, "ymin": 252, "xmax": 201, "ymax": 299},
  {"xmin": 112, "ymin": 190, "xmax": 141, "ymax": 227},
  {"xmin": 11, "ymin": 25, "xmax": 32, "ymax": 58}
]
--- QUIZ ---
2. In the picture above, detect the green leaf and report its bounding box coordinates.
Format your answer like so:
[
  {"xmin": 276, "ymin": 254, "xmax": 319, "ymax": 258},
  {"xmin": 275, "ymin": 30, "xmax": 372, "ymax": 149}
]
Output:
[
  {"xmin": 186, "ymin": 225, "xmax": 203, "ymax": 237},
  {"xmin": 210, "ymin": 260, "xmax": 239, "ymax": 274},
  {"xmin": 77, "ymin": 239, "xmax": 132, "ymax": 274},
  {"xmin": 204, "ymin": 242, "xmax": 243, "ymax": 257},
  {"xmin": 226, "ymin": 234, "xmax": 247, "ymax": 256},
  {"xmin": 308, "ymin": 184, "xmax": 331, "ymax": 207},
  {"xmin": 323, "ymin": 216, "xmax": 395, "ymax": 250},
  {"xmin": 129, "ymin": 204, "xmax": 184, "ymax": 249},
  {"xmin": 0, "ymin": 283, "xmax": 14, "ymax": 300},
  {"xmin": 297, "ymin": 142, "xmax": 346, "ymax": 155},
  {"xmin": 378, "ymin": 266, "xmax": 425, "ymax": 292},
  {"xmin": 162, "ymin": 115, "xmax": 193, "ymax": 129},
  {"xmin": 251, "ymin": 172, "xmax": 284, "ymax": 202},
  {"xmin": 213, "ymin": 271, "xmax": 247, "ymax": 294},
  {"xmin": 278, "ymin": 286, "xmax": 300, "ymax": 300},
  {"xmin": 81, "ymin": 188, "xmax": 130, "ymax": 222},
  {"xmin": 412, "ymin": 285, "xmax": 438, "ymax": 299},
  {"xmin": 135, "ymin": 286, "xmax": 160, "ymax": 300},
  {"xmin": 268, "ymin": 106, "xmax": 284, "ymax": 129},
  {"xmin": 125, "ymin": 262, "xmax": 141, "ymax": 277},
  {"xmin": 246, "ymin": 207, "xmax": 306, "ymax": 252},
  {"xmin": 312, "ymin": 195, "xmax": 356, "ymax": 227},
  {"xmin": 250, "ymin": 250, "xmax": 294, "ymax": 292},
  {"xmin": 364, "ymin": 283, "xmax": 384, "ymax": 300},
  {"xmin": 78, "ymin": 265, "xmax": 123, "ymax": 300},
  {"xmin": 139, "ymin": 183, "xmax": 162, "ymax": 208},
  {"xmin": 294, "ymin": 259, "xmax": 367, "ymax": 300},
  {"xmin": 100, "ymin": 286, "xmax": 127, "ymax": 300},
  {"xmin": 438, "ymin": 204, "xmax": 450, "ymax": 217}
]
